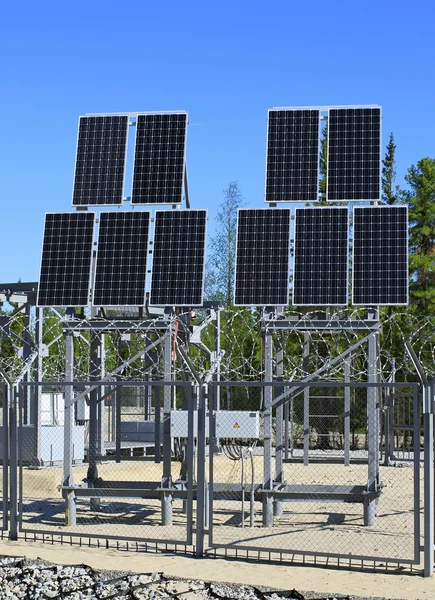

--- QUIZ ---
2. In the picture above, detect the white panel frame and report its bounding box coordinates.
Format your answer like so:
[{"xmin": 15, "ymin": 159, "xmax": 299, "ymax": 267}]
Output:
[
  {"xmin": 264, "ymin": 108, "xmax": 321, "ymax": 204},
  {"xmin": 131, "ymin": 111, "xmax": 188, "ymax": 206},
  {"xmin": 149, "ymin": 208, "xmax": 208, "ymax": 307},
  {"xmin": 37, "ymin": 211, "xmax": 96, "ymax": 308},
  {"xmin": 352, "ymin": 205, "xmax": 409, "ymax": 306},
  {"xmin": 326, "ymin": 105, "xmax": 382, "ymax": 203},
  {"xmin": 234, "ymin": 207, "xmax": 291, "ymax": 307},
  {"xmin": 292, "ymin": 206, "xmax": 349, "ymax": 307},
  {"xmin": 92, "ymin": 210, "xmax": 151, "ymax": 308},
  {"xmin": 71, "ymin": 115, "xmax": 130, "ymax": 207}
]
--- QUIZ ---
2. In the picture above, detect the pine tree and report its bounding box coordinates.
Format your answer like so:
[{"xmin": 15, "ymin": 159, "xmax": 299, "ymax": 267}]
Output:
[
  {"xmin": 405, "ymin": 157, "xmax": 435, "ymax": 314},
  {"xmin": 382, "ymin": 133, "xmax": 401, "ymax": 205},
  {"xmin": 205, "ymin": 181, "xmax": 244, "ymax": 306},
  {"xmin": 319, "ymin": 123, "xmax": 327, "ymax": 199}
]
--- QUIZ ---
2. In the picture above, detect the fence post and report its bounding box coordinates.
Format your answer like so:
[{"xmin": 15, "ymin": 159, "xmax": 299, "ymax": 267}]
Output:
[
  {"xmin": 365, "ymin": 331, "xmax": 378, "ymax": 526},
  {"xmin": 303, "ymin": 333, "xmax": 310, "ymax": 466},
  {"xmin": 344, "ymin": 345, "xmax": 350, "ymax": 467},
  {"xmin": 2, "ymin": 384, "xmax": 8, "ymax": 529},
  {"xmin": 423, "ymin": 382, "xmax": 434, "ymax": 577},
  {"xmin": 196, "ymin": 384, "xmax": 207, "ymax": 556},
  {"xmin": 161, "ymin": 332, "xmax": 173, "ymax": 525},
  {"xmin": 88, "ymin": 331, "xmax": 101, "ymax": 511},
  {"xmin": 263, "ymin": 330, "xmax": 274, "ymax": 527},
  {"xmin": 9, "ymin": 385, "xmax": 18, "ymax": 540},
  {"xmin": 63, "ymin": 331, "xmax": 76, "ymax": 526},
  {"xmin": 274, "ymin": 336, "xmax": 284, "ymax": 517}
]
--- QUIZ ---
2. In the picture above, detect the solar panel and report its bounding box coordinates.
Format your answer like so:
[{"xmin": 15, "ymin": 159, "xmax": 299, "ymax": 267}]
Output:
[
  {"xmin": 265, "ymin": 109, "xmax": 320, "ymax": 203},
  {"xmin": 352, "ymin": 206, "xmax": 408, "ymax": 305},
  {"xmin": 234, "ymin": 208, "xmax": 290, "ymax": 306},
  {"xmin": 327, "ymin": 107, "xmax": 381, "ymax": 202},
  {"xmin": 37, "ymin": 212, "xmax": 95, "ymax": 307},
  {"xmin": 293, "ymin": 207, "xmax": 349, "ymax": 306},
  {"xmin": 150, "ymin": 210, "xmax": 207, "ymax": 306},
  {"xmin": 131, "ymin": 112, "xmax": 187, "ymax": 205},
  {"xmin": 93, "ymin": 211, "xmax": 150, "ymax": 307},
  {"xmin": 72, "ymin": 116, "xmax": 129, "ymax": 206}
]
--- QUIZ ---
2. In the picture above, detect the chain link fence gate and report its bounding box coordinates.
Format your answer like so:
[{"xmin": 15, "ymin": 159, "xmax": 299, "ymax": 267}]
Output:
[
  {"xmin": 206, "ymin": 381, "xmax": 423, "ymax": 570},
  {"xmin": 11, "ymin": 381, "xmax": 195, "ymax": 551},
  {"xmin": 1, "ymin": 378, "xmax": 434, "ymax": 574}
]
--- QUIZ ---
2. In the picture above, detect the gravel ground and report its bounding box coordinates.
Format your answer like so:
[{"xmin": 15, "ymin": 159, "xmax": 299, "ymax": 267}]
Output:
[{"xmin": 0, "ymin": 556, "xmax": 406, "ymax": 600}]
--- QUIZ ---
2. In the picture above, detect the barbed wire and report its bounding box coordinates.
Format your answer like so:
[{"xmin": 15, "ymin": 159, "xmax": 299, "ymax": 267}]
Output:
[{"xmin": 0, "ymin": 307, "xmax": 434, "ymax": 384}]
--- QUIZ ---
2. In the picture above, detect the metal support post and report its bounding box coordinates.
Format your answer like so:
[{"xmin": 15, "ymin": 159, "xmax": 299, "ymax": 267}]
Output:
[
  {"xmin": 365, "ymin": 331, "xmax": 378, "ymax": 526},
  {"xmin": 9, "ymin": 386, "xmax": 18, "ymax": 540},
  {"xmin": 274, "ymin": 336, "xmax": 284, "ymax": 517},
  {"xmin": 23, "ymin": 303, "xmax": 32, "ymax": 427},
  {"xmin": 143, "ymin": 337, "xmax": 151, "ymax": 420},
  {"xmin": 195, "ymin": 384, "xmax": 207, "ymax": 556},
  {"xmin": 423, "ymin": 383, "xmax": 434, "ymax": 577},
  {"xmin": 344, "ymin": 345, "xmax": 350, "ymax": 467},
  {"xmin": 161, "ymin": 330, "xmax": 173, "ymax": 525},
  {"xmin": 214, "ymin": 309, "xmax": 221, "ymax": 452},
  {"xmin": 284, "ymin": 399, "xmax": 289, "ymax": 461},
  {"xmin": 115, "ymin": 336, "xmax": 121, "ymax": 462},
  {"xmin": 33, "ymin": 307, "xmax": 43, "ymax": 466},
  {"xmin": 263, "ymin": 330, "xmax": 274, "ymax": 527},
  {"xmin": 384, "ymin": 360, "xmax": 395, "ymax": 467},
  {"xmin": 87, "ymin": 332, "xmax": 101, "ymax": 511},
  {"xmin": 63, "ymin": 332, "xmax": 76, "ymax": 526},
  {"xmin": 2, "ymin": 385, "xmax": 9, "ymax": 529},
  {"xmin": 97, "ymin": 334, "xmax": 105, "ymax": 457},
  {"xmin": 303, "ymin": 333, "xmax": 310, "ymax": 466}
]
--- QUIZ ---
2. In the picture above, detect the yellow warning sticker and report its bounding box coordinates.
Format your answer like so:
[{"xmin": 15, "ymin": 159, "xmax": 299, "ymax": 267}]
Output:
[{"xmin": 233, "ymin": 422, "xmax": 240, "ymax": 428}]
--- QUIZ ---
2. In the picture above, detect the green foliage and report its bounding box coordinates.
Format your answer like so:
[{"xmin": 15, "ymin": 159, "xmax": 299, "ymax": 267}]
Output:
[
  {"xmin": 319, "ymin": 123, "xmax": 327, "ymax": 200},
  {"xmin": 0, "ymin": 303, "xmax": 28, "ymax": 379},
  {"xmin": 382, "ymin": 133, "xmax": 403, "ymax": 205},
  {"xmin": 205, "ymin": 181, "xmax": 244, "ymax": 306},
  {"xmin": 405, "ymin": 157, "xmax": 435, "ymax": 315}
]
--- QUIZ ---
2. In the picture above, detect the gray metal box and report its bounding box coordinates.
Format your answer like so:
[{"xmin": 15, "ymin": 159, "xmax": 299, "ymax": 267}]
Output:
[{"xmin": 170, "ymin": 411, "xmax": 260, "ymax": 439}]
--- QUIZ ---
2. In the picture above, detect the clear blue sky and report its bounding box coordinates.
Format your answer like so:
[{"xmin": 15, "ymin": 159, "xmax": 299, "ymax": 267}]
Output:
[{"xmin": 1, "ymin": 0, "xmax": 434, "ymax": 283}]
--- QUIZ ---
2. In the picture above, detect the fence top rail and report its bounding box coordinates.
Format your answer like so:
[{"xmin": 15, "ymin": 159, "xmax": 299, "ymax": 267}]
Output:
[
  {"xmin": 208, "ymin": 381, "xmax": 420, "ymax": 390},
  {"xmin": 15, "ymin": 380, "xmax": 194, "ymax": 389}
]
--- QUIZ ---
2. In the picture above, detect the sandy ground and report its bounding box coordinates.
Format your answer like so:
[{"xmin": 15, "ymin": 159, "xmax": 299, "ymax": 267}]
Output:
[
  {"xmin": 5, "ymin": 455, "xmax": 422, "ymax": 567},
  {"xmin": 0, "ymin": 539, "xmax": 433, "ymax": 600}
]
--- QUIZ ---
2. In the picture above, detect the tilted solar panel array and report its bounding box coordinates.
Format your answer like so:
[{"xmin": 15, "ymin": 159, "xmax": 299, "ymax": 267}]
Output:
[
  {"xmin": 93, "ymin": 211, "xmax": 150, "ymax": 306},
  {"xmin": 37, "ymin": 105, "xmax": 407, "ymax": 310},
  {"xmin": 132, "ymin": 113, "xmax": 187, "ymax": 205},
  {"xmin": 37, "ymin": 212, "xmax": 95, "ymax": 307},
  {"xmin": 327, "ymin": 107, "xmax": 381, "ymax": 202},
  {"xmin": 293, "ymin": 208, "xmax": 348, "ymax": 306},
  {"xmin": 353, "ymin": 206, "xmax": 408, "ymax": 305},
  {"xmin": 265, "ymin": 109, "xmax": 320, "ymax": 203},
  {"xmin": 72, "ymin": 116, "xmax": 129, "ymax": 206},
  {"xmin": 234, "ymin": 208, "xmax": 291, "ymax": 306},
  {"xmin": 150, "ymin": 210, "xmax": 207, "ymax": 306}
]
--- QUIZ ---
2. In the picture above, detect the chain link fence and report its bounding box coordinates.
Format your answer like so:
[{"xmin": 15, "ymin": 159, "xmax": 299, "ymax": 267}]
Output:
[
  {"xmin": 15, "ymin": 381, "xmax": 194, "ymax": 548},
  {"xmin": 207, "ymin": 382, "xmax": 422, "ymax": 568}
]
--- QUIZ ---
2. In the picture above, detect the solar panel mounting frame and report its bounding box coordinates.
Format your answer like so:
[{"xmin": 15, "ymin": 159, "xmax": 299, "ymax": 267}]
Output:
[
  {"xmin": 292, "ymin": 206, "xmax": 349, "ymax": 307},
  {"xmin": 92, "ymin": 210, "xmax": 151, "ymax": 308},
  {"xmin": 37, "ymin": 211, "xmax": 96, "ymax": 308},
  {"xmin": 351, "ymin": 204, "xmax": 409, "ymax": 306},
  {"xmin": 131, "ymin": 111, "xmax": 188, "ymax": 206},
  {"xmin": 71, "ymin": 114, "xmax": 130, "ymax": 207},
  {"xmin": 264, "ymin": 108, "xmax": 321, "ymax": 204},
  {"xmin": 149, "ymin": 208, "xmax": 207, "ymax": 307},
  {"xmin": 326, "ymin": 105, "xmax": 382, "ymax": 203},
  {"xmin": 234, "ymin": 207, "xmax": 291, "ymax": 307}
]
